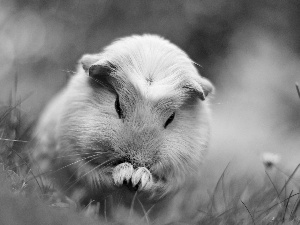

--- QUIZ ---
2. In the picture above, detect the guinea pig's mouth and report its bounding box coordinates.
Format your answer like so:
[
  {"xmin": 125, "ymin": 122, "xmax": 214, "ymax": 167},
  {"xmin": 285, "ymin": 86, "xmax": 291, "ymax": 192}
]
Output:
[
  {"xmin": 122, "ymin": 179, "xmax": 139, "ymax": 192},
  {"xmin": 111, "ymin": 158, "xmax": 127, "ymax": 167}
]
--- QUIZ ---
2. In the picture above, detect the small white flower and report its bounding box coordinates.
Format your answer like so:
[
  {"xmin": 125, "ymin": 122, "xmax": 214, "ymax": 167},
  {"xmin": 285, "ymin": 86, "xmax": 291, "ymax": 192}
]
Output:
[{"xmin": 261, "ymin": 152, "xmax": 280, "ymax": 169}]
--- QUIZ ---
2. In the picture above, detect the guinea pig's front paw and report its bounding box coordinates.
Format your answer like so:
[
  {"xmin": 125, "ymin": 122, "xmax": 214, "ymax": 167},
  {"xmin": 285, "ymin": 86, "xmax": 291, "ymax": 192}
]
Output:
[
  {"xmin": 131, "ymin": 167, "xmax": 153, "ymax": 191},
  {"xmin": 112, "ymin": 162, "xmax": 134, "ymax": 186}
]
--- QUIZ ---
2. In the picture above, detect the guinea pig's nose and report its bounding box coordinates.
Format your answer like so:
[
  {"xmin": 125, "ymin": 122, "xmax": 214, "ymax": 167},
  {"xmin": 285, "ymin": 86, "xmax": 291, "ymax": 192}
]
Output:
[{"xmin": 131, "ymin": 154, "xmax": 154, "ymax": 169}]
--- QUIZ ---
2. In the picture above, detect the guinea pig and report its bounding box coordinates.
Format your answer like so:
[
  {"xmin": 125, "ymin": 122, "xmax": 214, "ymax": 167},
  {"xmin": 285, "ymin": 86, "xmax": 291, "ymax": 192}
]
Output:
[{"xmin": 32, "ymin": 34, "xmax": 214, "ymax": 224}]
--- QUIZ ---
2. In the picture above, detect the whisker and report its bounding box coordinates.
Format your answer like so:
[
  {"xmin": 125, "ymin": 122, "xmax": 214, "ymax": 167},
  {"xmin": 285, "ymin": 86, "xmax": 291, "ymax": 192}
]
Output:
[
  {"xmin": 192, "ymin": 60, "xmax": 203, "ymax": 68},
  {"xmin": 26, "ymin": 155, "xmax": 96, "ymax": 183},
  {"xmin": 61, "ymin": 69, "xmax": 76, "ymax": 75},
  {"xmin": 55, "ymin": 151, "xmax": 108, "ymax": 159},
  {"xmin": 61, "ymin": 153, "xmax": 108, "ymax": 189},
  {"xmin": 0, "ymin": 138, "xmax": 28, "ymax": 143},
  {"xmin": 64, "ymin": 158, "xmax": 116, "ymax": 192}
]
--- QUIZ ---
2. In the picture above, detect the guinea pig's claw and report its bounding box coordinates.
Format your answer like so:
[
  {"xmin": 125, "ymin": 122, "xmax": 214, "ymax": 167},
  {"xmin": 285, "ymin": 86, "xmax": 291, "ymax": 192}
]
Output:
[
  {"xmin": 113, "ymin": 164, "xmax": 153, "ymax": 191},
  {"xmin": 112, "ymin": 162, "xmax": 134, "ymax": 186},
  {"xmin": 131, "ymin": 167, "xmax": 153, "ymax": 190}
]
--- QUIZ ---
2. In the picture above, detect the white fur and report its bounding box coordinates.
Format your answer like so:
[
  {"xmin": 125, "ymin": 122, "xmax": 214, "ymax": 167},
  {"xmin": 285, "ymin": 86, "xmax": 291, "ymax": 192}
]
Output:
[{"xmin": 33, "ymin": 34, "xmax": 213, "ymax": 224}]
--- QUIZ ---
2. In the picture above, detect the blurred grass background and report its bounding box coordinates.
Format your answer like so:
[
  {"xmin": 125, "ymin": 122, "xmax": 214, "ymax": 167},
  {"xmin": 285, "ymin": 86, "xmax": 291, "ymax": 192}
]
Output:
[
  {"xmin": 1, "ymin": 0, "xmax": 298, "ymax": 177},
  {"xmin": 1, "ymin": 0, "xmax": 299, "ymax": 115},
  {"xmin": 1, "ymin": 0, "xmax": 300, "ymax": 224}
]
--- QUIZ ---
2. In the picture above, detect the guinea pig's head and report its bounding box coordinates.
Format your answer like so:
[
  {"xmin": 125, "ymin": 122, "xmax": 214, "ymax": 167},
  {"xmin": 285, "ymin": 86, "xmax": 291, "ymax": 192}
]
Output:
[{"xmin": 59, "ymin": 35, "xmax": 213, "ymax": 198}]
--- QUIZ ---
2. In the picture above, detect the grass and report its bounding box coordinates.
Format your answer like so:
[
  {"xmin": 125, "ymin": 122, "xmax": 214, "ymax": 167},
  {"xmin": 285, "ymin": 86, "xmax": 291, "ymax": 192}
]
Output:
[{"xmin": 0, "ymin": 83, "xmax": 299, "ymax": 225}]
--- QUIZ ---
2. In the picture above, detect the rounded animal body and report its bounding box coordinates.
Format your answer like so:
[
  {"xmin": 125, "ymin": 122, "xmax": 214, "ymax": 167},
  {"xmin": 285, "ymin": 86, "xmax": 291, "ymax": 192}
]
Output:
[{"xmin": 33, "ymin": 34, "xmax": 213, "ymax": 224}]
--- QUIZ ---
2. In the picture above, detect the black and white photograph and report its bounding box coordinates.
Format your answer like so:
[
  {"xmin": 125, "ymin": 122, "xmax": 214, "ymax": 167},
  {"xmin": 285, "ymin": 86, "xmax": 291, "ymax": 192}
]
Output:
[{"xmin": 0, "ymin": 0, "xmax": 300, "ymax": 224}]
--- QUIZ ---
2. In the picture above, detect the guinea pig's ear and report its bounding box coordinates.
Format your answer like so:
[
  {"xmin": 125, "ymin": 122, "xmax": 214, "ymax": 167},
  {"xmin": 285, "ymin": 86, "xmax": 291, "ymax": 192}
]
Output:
[
  {"xmin": 80, "ymin": 54, "xmax": 101, "ymax": 72},
  {"xmin": 88, "ymin": 64, "xmax": 115, "ymax": 79},
  {"xmin": 82, "ymin": 55, "xmax": 117, "ymax": 90},
  {"xmin": 200, "ymin": 77, "xmax": 214, "ymax": 99},
  {"xmin": 80, "ymin": 54, "xmax": 116, "ymax": 79},
  {"xmin": 184, "ymin": 77, "xmax": 214, "ymax": 100}
]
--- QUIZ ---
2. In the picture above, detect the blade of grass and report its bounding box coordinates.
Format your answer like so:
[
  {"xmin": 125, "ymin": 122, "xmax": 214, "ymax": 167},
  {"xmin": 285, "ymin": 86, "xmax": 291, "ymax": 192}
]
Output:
[
  {"xmin": 138, "ymin": 198, "xmax": 150, "ymax": 225},
  {"xmin": 241, "ymin": 200, "xmax": 256, "ymax": 225},
  {"xmin": 265, "ymin": 170, "xmax": 281, "ymax": 201},
  {"xmin": 0, "ymin": 92, "xmax": 33, "ymax": 124},
  {"xmin": 282, "ymin": 190, "xmax": 293, "ymax": 223},
  {"xmin": 221, "ymin": 166, "xmax": 227, "ymax": 208},
  {"xmin": 129, "ymin": 191, "xmax": 138, "ymax": 220},
  {"xmin": 9, "ymin": 147, "xmax": 44, "ymax": 193},
  {"xmin": 285, "ymin": 178, "xmax": 287, "ymax": 201},
  {"xmin": 208, "ymin": 162, "xmax": 230, "ymax": 214},
  {"xmin": 8, "ymin": 90, "xmax": 12, "ymax": 109},
  {"xmin": 290, "ymin": 195, "xmax": 300, "ymax": 220},
  {"xmin": 296, "ymin": 82, "xmax": 300, "ymax": 99},
  {"xmin": 144, "ymin": 205, "xmax": 157, "ymax": 224},
  {"xmin": 104, "ymin": 198, "xmax": 107, "ymax": 222},
  {"xmin": 14, "ymin": 72, "xmax": 18, "ymax": 107},
  {"xmin": 279, "ymin": 164, "xmax": 300, "ymax": 196},
  {"xmin": 216, "ymin": 206, "xmax": 234, "ymax": 218},
  {"xmin": 255, "ymin": 193, "xmax": 300, "ymax": 220}
]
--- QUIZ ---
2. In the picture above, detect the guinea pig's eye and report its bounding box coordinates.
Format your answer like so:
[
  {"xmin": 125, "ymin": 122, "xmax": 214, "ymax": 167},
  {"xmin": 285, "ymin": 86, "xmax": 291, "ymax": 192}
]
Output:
[
  {"xmin": 115, "ymin": 95, "xmax": 123, "ymax": 119},
  {"xmin": 164, "ymin": 112, "xmax": 175, "ymax": 128}
]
